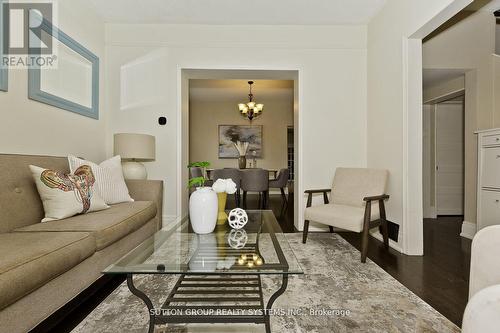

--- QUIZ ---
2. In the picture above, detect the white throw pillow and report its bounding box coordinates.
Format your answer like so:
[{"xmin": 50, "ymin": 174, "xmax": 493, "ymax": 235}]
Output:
[
  {"xmin": 30, "ymin": 165, "xmax": 109, "ymax": 222},
  {"xmin": 68, "ymin": 155, "xmax": 134, "ymax": 205}
]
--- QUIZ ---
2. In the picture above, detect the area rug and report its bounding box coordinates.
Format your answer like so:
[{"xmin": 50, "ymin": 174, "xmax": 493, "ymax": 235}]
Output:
[{"xmin": 72, "ymin": 233, "xmax": 460, "ymax": 333}]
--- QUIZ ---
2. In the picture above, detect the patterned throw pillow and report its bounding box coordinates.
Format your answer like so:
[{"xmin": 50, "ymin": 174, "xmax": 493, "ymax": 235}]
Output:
[
  {"xmin": 68, "ymin": 155, "xmax": 133, "ymax": 205},
  {"xmin": 30, "ymin": 165, "xmax": 109, "ymax": 222}
]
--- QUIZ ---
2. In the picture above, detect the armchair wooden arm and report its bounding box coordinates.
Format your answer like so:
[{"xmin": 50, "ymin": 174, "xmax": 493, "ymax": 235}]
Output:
[
  {"xmin": 304, "ymin": 189, "xmax": 331, "ymax": 194},
  {"xmin": 304, "ymin": 188, "xmax": 331, "ymax": 207},
  {"xmin": 363, "ymin": 194, "xmax": 389, "ymax": 202}
]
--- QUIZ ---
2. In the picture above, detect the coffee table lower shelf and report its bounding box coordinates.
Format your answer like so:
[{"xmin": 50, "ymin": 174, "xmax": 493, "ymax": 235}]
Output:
[{"xmin": 127, "ymin": 273, "xmax": 288, "ymax": 333}]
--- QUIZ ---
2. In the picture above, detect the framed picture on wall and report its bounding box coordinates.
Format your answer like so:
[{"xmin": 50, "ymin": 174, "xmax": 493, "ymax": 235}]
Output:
[{"xmin": 218, "ymin": 125, "xmax": 262, "ymax": 158}]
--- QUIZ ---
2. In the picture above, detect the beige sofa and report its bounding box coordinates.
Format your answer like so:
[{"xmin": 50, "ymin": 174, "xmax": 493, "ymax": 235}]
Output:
[{"xmin": 0, "ymin": 154, "xmax": 163, "ymax": 333}]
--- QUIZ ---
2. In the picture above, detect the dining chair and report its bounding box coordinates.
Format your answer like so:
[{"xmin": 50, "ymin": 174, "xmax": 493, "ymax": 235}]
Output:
[
  {"xmin": 269, "ymin": 168, "xmax": 290, "ymax": 211},
  {"xmin": 240, "ymin": 169, "xmax": 269, "ymax": 209},
  {"xmin": 212, "ymin": 168, "xmax": 242, "ymax": 207},
  {"xmin": 303, "ymin": 167, "xmax": 389, "ymax": 263},
  {"xmin": 189, "ymin": 167, "xmax": 213, "ymax": 186}
]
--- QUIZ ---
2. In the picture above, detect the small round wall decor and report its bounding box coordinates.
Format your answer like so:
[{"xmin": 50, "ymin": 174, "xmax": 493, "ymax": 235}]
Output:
[
  {"xmin": 228, "ymin": 208, "xmax": 248, "ymax": 229},
  {"xmin": 228, "ymin": 229, "xmax": 248, "ymax": 249}
]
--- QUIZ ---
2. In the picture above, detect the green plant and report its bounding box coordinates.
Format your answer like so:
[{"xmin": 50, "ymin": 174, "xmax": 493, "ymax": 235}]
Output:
[{"xmin": 187, "ymin": 161, "xmax": 210, "ymax": 188}]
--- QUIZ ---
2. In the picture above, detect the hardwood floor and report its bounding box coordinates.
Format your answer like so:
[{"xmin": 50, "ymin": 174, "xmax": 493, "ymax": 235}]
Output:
[{"xmin": 340, "ymin": 216, "xmax": 471, "ymax": 326}]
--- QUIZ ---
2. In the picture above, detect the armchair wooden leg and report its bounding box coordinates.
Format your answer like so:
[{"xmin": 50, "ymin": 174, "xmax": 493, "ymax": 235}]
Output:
[
  {"xmin": 329, "ymin": 226, "xmax": 334, "ymax": 233},
  {"xmin": 243, "ymin": 191, "xmax": 247, "ymax": 209},
  {"xmin": 361, "ymin": 201, "xmax": 372, "ymax": 263},
  {"xmin": 303, "ymin": 220, "xmax": 310, "ymax": 244},
  {"xmin": 379, "ymin": 199, "xmax": 389, "ymax": 250}
]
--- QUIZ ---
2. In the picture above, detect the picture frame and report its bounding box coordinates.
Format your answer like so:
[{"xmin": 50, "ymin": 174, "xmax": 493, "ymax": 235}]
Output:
[
  {"xmin": 0, "ymin": 0, "xmax": 8, "ymax": 92},
  {"xmin": 218, "ymin": 125, "xmax": 263, "ymax": 159},
  {"xmin": 28, "ymin": 15, "xmax": 99, "ymax": 119}
]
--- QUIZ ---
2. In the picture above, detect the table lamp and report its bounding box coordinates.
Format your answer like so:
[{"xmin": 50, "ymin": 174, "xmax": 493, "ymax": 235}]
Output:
[{"xmin": 114, "ymin": 133, "xmax": 155, "ymax": 179}]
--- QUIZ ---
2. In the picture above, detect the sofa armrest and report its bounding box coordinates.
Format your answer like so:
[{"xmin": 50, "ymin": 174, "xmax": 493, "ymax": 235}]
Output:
[
  {"xmin": 126, "ymin": 180, "xmax": 163, "ymax": 230},
  {"xmin": 469, "ymin": 225, "xmax": 500, "ymax": 299}
]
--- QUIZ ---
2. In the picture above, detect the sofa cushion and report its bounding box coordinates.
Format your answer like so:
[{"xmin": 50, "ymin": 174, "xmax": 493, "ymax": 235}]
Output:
[
  {"xmin": 0, "ymin": 231, "xmax": 95, "ymax": 310},
  {"xmin": 15, "ymin": 201, "xmax": 157, "ymax": 250},
  {"xmin": 304, "ymin": 203, "xmax": 380, "ymax": 232}
]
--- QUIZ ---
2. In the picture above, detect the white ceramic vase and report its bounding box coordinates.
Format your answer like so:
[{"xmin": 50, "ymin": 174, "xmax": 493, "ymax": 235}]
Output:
[{"xmin": 189, "ymin": 187, "xmax": 218, "ymax": 234}]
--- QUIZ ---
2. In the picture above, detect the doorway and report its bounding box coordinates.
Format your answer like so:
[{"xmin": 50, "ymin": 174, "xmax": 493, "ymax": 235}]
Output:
[
  {"xmin": 180, "ymin": 69, "xmax": 300, "ymax": 230},
  {"xmin": 423, "ymin": 93, "xmax": 465, "ymax": 219},
  {"xmin": 435, "ymin": 96, "xmax": 465, "ymax": 216}
]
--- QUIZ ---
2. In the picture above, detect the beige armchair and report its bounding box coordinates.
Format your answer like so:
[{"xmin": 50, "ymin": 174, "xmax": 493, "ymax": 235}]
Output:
[
  {"xmin": 462, "ymin": 225, "xmax": 500, "ymax": 333},
  {"xmin": 302, "ymin": 168, "xmax": 390, "ymax": 263}
]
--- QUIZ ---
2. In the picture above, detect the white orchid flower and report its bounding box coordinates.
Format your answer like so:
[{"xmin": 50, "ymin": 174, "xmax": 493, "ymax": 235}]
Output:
[
  {"xmin": 225, "ymin": 179, "xmax": 237, "ymax": 194},
  {"xmin": 212, "ymin": 179, "xmax": 227, "ymax": 193},
  {"xmin": 212, "ymin": 178, "xmax": 237, "ymax": 194}
]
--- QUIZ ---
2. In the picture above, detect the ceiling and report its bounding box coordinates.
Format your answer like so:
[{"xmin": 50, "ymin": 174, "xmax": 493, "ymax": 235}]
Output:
[
  {"xmin": 423, "ymin": 69, "xmax": 466, "ymax": 88},
  {"xmin": 467, "ymin": 0, "xmax": 500, "ymax": 11},
  {"xmin": 83, "ymin": 0, "xmax": 386, "ymax": 25},
  {"xmin": 189, "ymin": 79, "xmax": 293, "ymax": 102}
]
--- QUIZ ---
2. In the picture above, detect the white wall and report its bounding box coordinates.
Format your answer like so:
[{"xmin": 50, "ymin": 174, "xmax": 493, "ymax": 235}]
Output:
[
  {"xmin": 367, "ymin": 0, "xmax": 471, "ymax": 253},
  {"xmin": 423, "ymin": 10, "xmax": 496, "ymax": 225},
  {"xmin": 423, "ymin": 76, "xmax": 465, "ymax": 103},
  {"xmin": 0, "ymin": 0, "xmax": 106, "ymax": 162},
  {"xmin": 105, "ymin": 24, "xmax": 368, "ymax": 227}
]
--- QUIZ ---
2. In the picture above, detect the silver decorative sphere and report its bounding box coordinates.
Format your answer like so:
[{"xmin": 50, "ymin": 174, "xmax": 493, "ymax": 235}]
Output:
[
  {"xmin": 228, "ymin": 208, "xmax": 248, "ymax": 229},
  {"xmin": 228, "ymin": 229, "xmax": 248, "ymax": 249}
]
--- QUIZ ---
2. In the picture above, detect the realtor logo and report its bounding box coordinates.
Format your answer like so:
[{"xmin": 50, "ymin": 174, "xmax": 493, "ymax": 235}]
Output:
[
  {"xmin": 2, "ymin": 2, "xmax": 52, "ymax": 54},
  {"xmin": 1, "ymin": 1, "xmax": 57, "ymax": 68}
]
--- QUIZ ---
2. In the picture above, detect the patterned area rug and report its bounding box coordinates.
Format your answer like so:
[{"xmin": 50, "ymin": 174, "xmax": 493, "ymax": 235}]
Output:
[{"xmin": 72, "ymin": 233, "xmax": 459, "ymax": 333}]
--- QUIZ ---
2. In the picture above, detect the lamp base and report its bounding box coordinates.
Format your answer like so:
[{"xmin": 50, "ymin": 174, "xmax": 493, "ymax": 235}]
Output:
[{"xmin": 122, "ymin": 161, "xmax": 147, "ymax": 180}]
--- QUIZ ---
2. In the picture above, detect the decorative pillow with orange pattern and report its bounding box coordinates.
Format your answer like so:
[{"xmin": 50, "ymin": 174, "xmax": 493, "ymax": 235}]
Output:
[{"xmin": 30, "ymin": 165, "xmax": 109, "ymax": 222}]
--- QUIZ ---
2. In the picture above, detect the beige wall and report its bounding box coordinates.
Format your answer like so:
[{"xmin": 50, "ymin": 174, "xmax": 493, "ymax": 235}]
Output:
[
  {"xmin": 423, "ymin": 10, "xmax": 496, "ymax": 224},
  {"xmin": 423, "ymin": 76, "xmax": 465, "ymax": 103},
  {"xmin": 0, "ymin": 0, "xmax": 106, "ymax": 162},
  {"xmin": 189, "ymin": 90, "xmax": 293, "ymax": 170}
]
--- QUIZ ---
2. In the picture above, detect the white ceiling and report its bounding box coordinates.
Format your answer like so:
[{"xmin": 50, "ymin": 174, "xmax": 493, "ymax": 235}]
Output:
[
  {"xmin": 467, "ymin": 0, "xmax": 500, "ymax": 11},
  {"xmin": 189, "ymin": 79, "xmax": 293, "ymax": 102},
  {"xmin": 83, "ymin": 0, "xmax": 387, "ymax": 25},
  {"xmin": 423, "ymin": 69, "xmax": 466, "ymax": 88}
]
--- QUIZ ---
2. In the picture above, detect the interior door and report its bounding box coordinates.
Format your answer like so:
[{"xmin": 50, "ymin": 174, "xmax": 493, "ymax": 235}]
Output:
[{"xmin": 436, "ymin": 100, "xmax": 464, "ymax": 215}]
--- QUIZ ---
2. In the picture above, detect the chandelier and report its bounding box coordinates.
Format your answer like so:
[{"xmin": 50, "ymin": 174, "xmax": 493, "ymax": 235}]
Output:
[{"xmin": 238, "ymin": 81, "xmax": 264, "ymax": 121}]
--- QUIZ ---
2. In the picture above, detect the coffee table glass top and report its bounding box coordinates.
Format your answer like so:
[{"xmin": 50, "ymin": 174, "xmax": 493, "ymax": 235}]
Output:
[{"xmin": 103, "ymin": 210, "xmax": 303, "ymax": 275}]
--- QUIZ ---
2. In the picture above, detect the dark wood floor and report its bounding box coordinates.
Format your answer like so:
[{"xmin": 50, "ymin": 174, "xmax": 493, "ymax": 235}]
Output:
[
  {"xmin": 340, "ymin": 215, "xmax": 471, "ymax": 326},
  {"xmin": 33, "ymin": 194, "xmax": 470, "ymax": 331}
]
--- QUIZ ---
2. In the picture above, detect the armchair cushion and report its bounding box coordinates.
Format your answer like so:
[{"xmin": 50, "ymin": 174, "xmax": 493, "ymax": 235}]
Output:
[
  {"xmin": 332, "ymin": 168, "xmax": 388, "ymax": 207},
  {"xmin": 304, "ymin": 203, "xmax": 380, "ymax": 233}
]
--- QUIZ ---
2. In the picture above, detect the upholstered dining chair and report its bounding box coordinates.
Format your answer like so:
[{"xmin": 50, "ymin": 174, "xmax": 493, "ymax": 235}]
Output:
[
  {"xmin": 302, "ymin": 168, "xmax": 390, "ymax": 263},
  {"xmin": 241, "ymin": 169, "xmax": 269, "ymax": 209},
  {"xmin": 189, "ymin": 167, "xmax": 213, "ymax": 186},
  {"xmin": 269, "ymin": 168, "xmax": 290, "ymax": 211},
  {"xmin": 212, "ymin": 168, "xmax": 242, "ymax": 207}
]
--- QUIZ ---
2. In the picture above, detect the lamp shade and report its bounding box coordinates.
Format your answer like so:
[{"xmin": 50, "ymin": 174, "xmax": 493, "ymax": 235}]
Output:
[{"xmin": 114, "ymin": 133, "xmax": 156, "ymax": 161}]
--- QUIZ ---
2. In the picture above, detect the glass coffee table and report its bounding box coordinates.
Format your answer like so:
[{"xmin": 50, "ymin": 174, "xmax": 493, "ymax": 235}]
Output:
[{"xmin": 103, "ymin": 210, "xmax": 303, "ymax": 333}]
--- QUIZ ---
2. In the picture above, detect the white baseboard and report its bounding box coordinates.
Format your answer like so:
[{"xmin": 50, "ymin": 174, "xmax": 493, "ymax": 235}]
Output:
[
  {"xmin": 460, "ymin": 221, "xmax": 477, "ymax": 240},
  {"xmin": 370, "ymin": 230, "xmax": 404, "ymax": 253},
  {"xmin": 423, "ymin": 206, "xmax": 437, "ymax": 219}
]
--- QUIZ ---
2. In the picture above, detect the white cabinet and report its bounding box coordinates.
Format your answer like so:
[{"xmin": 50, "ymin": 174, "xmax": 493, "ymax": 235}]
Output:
[
  {"xmin": 477, "ymin": 129, "xmax": 500, "ymax": 231},
  {"xmin": 479, "ymin": 190, "xmax": 500, "ymax": 229}
]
